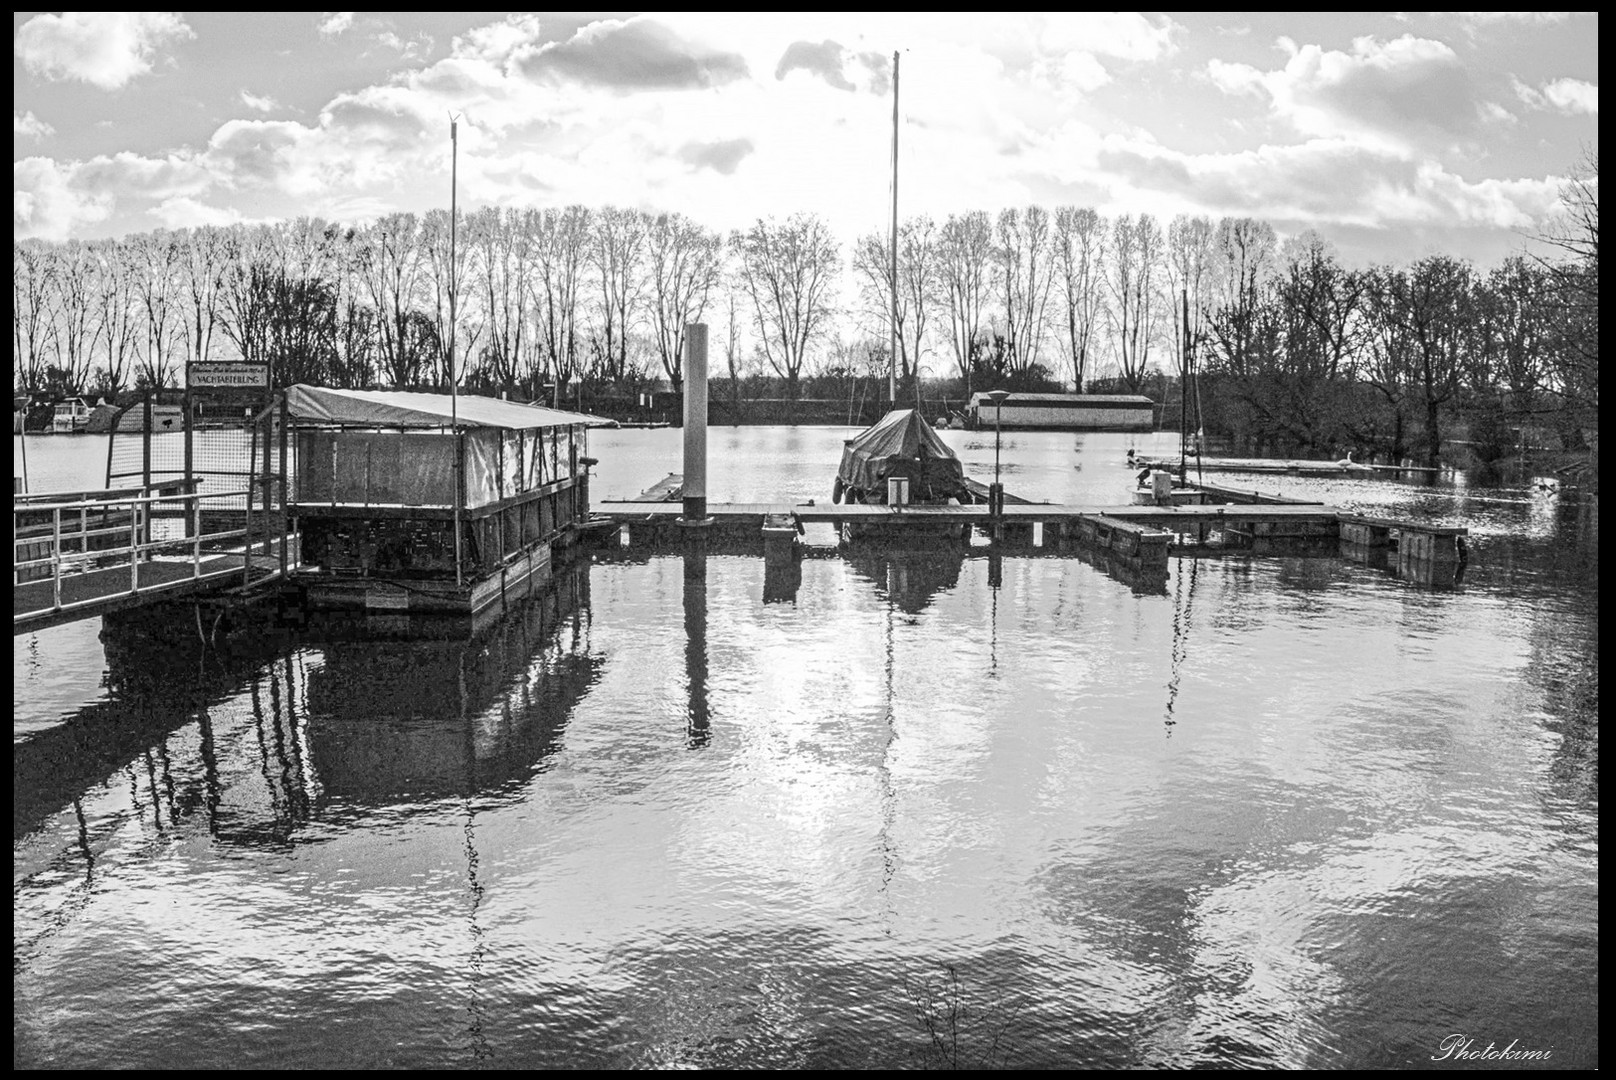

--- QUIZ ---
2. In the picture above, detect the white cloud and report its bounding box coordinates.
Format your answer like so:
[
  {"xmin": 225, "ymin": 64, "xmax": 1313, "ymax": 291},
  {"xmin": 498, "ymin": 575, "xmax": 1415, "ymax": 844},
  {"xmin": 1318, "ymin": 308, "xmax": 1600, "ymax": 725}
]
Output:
[
  {"xmin": 149, "ymin": 196, "xmax": 245, "ymax": 229},
  {"xmin": 14, "ymin": 12, "xmax": 193, "ymax": 91},
  {"xmin": 14, "ymin": 110, "xmax": 55, "ymax": 139},
  {"xmin": 1206, "ymin": 35, "xmax": 1489, "ymax": 154},
  {"xmin": 14, "ymin": 157, "xmax": 115, "ymax": 241},
  {"xmin": 239, "ymin": 90, "xmax": 279, "ymax": 114},
  {"xmin": 1085, "ymin": 133, "xmax": 1563, "ymax": 237},
  {"xmin": 1541, "ymin": 78, "xmax": 1598, "ymax": 115},
  {"xmin": 318, "ymin": 12, "xmax": 355, "ymax": 37},
  {"xmin": 1513, "ymin": 75, "xmax": 1598, "ymax": 114}
]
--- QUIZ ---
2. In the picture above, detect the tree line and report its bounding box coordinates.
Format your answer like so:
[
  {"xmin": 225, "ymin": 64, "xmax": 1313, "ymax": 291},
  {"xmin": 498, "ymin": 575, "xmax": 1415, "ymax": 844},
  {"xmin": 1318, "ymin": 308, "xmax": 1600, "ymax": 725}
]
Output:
[{"xmin": 13, "ymin": 148, "xmax": 1596, "ymax": 465}]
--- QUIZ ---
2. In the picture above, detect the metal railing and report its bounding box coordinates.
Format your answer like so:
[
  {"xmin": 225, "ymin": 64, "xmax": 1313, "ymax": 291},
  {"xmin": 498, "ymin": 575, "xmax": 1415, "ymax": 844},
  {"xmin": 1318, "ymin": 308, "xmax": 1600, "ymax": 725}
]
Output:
[{"xmin": 13, "ymin": 483, "xmax": 290, "ymax": 625}]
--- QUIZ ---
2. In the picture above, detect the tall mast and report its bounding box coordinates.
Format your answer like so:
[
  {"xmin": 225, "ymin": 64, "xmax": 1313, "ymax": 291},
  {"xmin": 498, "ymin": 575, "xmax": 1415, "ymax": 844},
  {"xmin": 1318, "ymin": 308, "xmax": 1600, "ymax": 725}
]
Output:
[
  {"xmin": 450, "ymin": 116, "xmax": 462, "ymax": 587},
  {"xmin": 889, "ymin": 50, "xmax": 899, "ymax": 406}
]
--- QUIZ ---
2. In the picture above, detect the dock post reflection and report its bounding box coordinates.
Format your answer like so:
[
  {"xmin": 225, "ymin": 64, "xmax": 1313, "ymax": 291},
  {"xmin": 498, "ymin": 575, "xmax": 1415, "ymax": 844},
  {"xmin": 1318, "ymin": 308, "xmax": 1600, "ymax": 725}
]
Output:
[
  {"xmin": 762, "ymin": 513, "xmax": 802, "ymax": 603},
  {"xmin": 683, "ymin": 528, "xmax": 711, "ymax": 748}
]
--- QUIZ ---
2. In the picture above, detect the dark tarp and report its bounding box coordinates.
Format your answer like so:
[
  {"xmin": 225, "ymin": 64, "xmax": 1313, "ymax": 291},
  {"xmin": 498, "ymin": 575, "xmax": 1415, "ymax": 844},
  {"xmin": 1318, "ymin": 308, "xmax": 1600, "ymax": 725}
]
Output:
[{"xmin": 837, "ymin": 409, "xmax": 965, "ymax": 499}]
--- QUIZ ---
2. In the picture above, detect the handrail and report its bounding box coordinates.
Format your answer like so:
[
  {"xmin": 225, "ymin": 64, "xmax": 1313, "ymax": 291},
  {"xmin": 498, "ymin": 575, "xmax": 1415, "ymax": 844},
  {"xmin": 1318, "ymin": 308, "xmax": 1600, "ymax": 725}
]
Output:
[{"xmin": 15, "ymin": 486, "xmax": 251, "ymax": 515}]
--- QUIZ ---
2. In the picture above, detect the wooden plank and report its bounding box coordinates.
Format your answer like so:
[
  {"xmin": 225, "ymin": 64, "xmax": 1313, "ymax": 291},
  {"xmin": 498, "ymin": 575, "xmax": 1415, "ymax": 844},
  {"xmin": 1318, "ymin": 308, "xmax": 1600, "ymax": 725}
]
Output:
[{"xmin": 1337, "ymin": 512, "xmax": 1467, "ymax": 537}]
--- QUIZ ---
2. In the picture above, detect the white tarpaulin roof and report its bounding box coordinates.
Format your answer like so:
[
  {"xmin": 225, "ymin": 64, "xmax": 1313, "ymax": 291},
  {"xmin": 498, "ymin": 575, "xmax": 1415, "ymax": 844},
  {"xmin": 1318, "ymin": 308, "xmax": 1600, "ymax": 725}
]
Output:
[{"xmin": 284, "ymin": 385, "xmax": 611, "ymax": 430}]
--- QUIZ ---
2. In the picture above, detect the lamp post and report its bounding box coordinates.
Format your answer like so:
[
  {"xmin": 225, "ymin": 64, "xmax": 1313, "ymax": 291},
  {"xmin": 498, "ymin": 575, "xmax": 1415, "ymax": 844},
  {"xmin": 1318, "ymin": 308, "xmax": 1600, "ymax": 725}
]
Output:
[{"xmin": 985, "ymin": 389, "xmax": 1009, "ymax": 531}]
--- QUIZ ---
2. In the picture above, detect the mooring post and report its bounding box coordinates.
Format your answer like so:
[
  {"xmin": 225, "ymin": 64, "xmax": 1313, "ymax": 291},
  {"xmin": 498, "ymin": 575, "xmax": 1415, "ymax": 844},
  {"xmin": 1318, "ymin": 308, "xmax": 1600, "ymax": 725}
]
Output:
[{"xmin": 682, "ymin": 323, "xmax": 710, "ymax": 524}]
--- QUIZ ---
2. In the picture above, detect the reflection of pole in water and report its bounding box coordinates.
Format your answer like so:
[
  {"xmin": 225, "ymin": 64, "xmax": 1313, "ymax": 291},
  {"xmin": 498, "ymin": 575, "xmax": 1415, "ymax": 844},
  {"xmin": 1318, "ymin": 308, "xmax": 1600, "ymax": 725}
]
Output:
[
  {"xmin": 988, "ymin": 549, "xmax": 1003, "ymax": 677},
  {"xmin": 459, "ymin": 644, "xmax": 492, "ymax": 1063},
  {"xmin": 878, "ymin": 590, "xmax": 898, "ymax": 933},
  {"xmin": 197, "ymin": 707, "xmax": 222, "ymax": 836},
  {"xmin": 684, "ymin": 534, "xmax": 711, "ymax": 748},
  {"xmin": 1162, "ymin": 555, "xmax": 1201, "ymax": 737}
]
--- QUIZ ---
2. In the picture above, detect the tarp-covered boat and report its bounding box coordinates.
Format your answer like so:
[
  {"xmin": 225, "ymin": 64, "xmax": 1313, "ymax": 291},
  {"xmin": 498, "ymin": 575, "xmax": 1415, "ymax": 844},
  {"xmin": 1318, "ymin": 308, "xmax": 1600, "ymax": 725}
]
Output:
[{"xmin": 835, "ymin": 409, "xmax": 967, "ymax": 505}]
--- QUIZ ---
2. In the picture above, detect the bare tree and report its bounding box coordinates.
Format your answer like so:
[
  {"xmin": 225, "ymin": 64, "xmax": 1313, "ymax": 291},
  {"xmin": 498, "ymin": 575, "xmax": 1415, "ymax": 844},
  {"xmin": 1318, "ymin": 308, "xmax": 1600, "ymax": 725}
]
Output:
[
  {"xmin": 49, "ymin": 241, "xmax": 101, "ymax": 394},
  {"xmin": 1164, "ymin": 214, "xmax": 1215, "ymax": 378},
  {"xmin": 469, "ymin": 206, "xmax": 531, "ymax": 392},
  {"xmin": 420, "ymin": 208, "xmax": 482, "ymax": 389},
  {"xmin": 529, "ymin": 205, "xmax": 591, "ymax": 405},
  {"xmin": 588, "ymin": 205, "xmax": 648, "ymax": 385},
  {"xmin": 1053, "ymin": 206, "xmax": 1107, "ymax": 393},
  {"xmin": 936, "ymin": 210, "xmax": 995, "ymax": 394},
  {"xmin": 646, "ymin": 211, "xmax": 723, "ymax": 394},
  {"xmin": 356, "ymin": 213, "xmax": 431, "ymax": 388},
  {"xmin": 14, "ymin": 240, "xmax": 57, "ymax": 393},
  {"xmin": 1202, "ymin": 216, "xmax": 1278, "ymax": 382},
  {"xmin": 851, "ymin": 215, "xmax": 940, "ymax": 391},
  {"xmin": 732, "ymin": 213, "xmax": 841, "ymax": 404},
  {"xmin": 995, "ymin": 206, "xmax": 1057, "ymax": 378},
  {"xmin": 129, "ymin": 230, "xmax": 184, "ymax": 389},
  {"xmin": 92, "ymin": 239, "xmax": 140, "ymax": 396},
  {"xmin": 1106, "ymin": 213, "xmax": 1165, "ymax": 391},
  {"xmin": 178, "ymin": 225, "xmax": 228, "ymax": 366}
]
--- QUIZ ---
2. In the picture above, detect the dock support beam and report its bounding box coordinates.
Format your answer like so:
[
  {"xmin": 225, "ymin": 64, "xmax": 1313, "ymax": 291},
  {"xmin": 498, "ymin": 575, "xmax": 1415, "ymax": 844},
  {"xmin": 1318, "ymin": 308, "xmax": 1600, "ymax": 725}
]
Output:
[{"xmin": 682, "ymin": 323, "xmax": 709, "ymax": 523}]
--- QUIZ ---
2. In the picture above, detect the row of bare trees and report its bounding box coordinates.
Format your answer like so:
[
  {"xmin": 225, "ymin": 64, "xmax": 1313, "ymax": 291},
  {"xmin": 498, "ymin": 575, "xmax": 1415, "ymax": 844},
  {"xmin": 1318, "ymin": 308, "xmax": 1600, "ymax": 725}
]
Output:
[
  {"xmin": 14, "ymin": 208, "xmax": 842, "ymax": 405},
  {"xmin": 13, "ymin": 151, "xmax": 1597, "ymax": 466},
  {"xmin": 14, "ymin": 202, "xmax": 1355, "ymax": 403}
]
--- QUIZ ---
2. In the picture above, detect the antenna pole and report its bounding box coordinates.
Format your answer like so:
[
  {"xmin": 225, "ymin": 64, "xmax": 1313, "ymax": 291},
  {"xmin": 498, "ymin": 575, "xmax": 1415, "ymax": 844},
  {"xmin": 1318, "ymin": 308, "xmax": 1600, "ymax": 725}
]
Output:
[{"xmin": 889, "ymin": 50, "xmax": 899, "ymax": 406}]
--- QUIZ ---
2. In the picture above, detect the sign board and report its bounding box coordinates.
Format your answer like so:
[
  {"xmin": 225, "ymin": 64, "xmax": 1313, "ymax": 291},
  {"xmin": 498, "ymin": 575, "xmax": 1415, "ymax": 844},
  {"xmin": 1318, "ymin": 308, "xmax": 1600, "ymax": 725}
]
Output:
[{"xmin": 187, "ymin": 362, "xmax": 269, "ymax": 390}]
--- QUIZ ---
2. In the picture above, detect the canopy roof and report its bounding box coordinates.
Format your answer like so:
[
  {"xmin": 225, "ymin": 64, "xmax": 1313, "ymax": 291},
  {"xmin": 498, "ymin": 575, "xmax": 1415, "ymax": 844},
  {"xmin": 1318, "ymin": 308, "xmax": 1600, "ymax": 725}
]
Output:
[
  {"xmin": 838, "ymin": 409, "xmax": 964, "ymax": 493},
  {"xmin": 284, "ymin": 385, "xmax": 610, "ymax": 430}
]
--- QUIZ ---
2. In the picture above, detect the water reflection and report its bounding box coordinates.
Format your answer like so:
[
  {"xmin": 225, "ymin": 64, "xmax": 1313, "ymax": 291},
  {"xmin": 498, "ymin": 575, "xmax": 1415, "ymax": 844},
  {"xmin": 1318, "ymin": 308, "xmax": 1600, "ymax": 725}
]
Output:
[
  {"xmin": 684, "ymin": 535, "xmax": 711, "ymax": 748},
  {"xmin": 14, "ymin": 619, "xmax": 289, "ymax": 842},
  {"xmin": 843, "ymin": 547, "xmax": 965, "ymax": 616},
  {"xmin": 305, "ymin": 565, "xmax": 600, "ymax": 807}
]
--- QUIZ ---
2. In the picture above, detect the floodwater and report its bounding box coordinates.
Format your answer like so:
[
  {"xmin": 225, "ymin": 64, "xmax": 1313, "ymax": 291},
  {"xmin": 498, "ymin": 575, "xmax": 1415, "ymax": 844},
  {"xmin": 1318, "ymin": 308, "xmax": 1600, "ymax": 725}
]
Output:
[{"xmin": 14, "ymin": 426, "xmax": 1598, "ymax": 1068}]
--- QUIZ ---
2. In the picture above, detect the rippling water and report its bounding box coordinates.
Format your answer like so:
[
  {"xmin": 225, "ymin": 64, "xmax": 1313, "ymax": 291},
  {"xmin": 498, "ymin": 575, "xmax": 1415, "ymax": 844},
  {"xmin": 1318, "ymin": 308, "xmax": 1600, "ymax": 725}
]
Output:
[{"xmin": 13, "ymin": 428, "xmax": 1598, "ymax": 1068}]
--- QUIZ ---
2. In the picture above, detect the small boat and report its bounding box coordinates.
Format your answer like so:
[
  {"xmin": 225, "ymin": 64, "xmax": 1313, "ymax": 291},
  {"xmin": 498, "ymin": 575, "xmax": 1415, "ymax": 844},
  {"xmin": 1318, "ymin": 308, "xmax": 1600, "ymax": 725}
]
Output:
[
  {"xmin": 50, "ymin": 397, "xmax": 93, "ymax": 433},
  {"xmin": 833, "ymin": 409, "xmax": 974, "ymax": 543}
]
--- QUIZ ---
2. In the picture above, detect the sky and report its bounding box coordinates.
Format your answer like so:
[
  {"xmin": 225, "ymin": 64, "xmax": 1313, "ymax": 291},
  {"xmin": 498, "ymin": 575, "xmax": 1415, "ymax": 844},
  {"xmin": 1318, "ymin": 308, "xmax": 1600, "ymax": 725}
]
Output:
[{"xmin": 13, "ymin": 11, "xmax": 1600, "ymax": 268}]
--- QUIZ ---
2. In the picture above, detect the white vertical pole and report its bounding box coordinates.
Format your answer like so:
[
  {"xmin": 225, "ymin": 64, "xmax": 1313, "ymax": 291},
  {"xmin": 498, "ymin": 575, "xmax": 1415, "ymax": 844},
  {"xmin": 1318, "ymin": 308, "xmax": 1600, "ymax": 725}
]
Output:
[
  {"xmin": 682, "ymin": 323, "xmax": 709, "ymax": 522},
  {"xmin": 889, "ymin": 50, "xmax": 899, "ymax": 406},
  {"xmin": 450, "ymin": 116, "xmax": 463, "ymax": 588}
]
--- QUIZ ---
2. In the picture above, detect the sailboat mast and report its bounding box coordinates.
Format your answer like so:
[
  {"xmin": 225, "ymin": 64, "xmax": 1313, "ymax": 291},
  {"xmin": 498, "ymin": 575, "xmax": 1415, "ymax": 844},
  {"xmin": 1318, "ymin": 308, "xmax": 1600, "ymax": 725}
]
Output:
[
  {"xmin": 889, "ymin": 50, "xmax": 899, "ymax": 405},
  {"xmin": 450, "ymin": 117, "xmax": 462, "ymax": 587}
]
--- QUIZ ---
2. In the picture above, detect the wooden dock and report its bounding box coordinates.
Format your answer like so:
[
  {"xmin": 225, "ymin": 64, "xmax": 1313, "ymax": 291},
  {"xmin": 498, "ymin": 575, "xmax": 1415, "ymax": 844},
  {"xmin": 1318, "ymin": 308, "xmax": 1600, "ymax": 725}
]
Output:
[
  {"xmin": 13, "ymin": 483, "xmax": 292, "ymax": 635},
  {"xmin": 1135, "ymin": 456, "xmax": 1445, "ymax": 478},
  {"xmin": 595, "ymin": 488, "xmax": 1470, "ymax": 588}
]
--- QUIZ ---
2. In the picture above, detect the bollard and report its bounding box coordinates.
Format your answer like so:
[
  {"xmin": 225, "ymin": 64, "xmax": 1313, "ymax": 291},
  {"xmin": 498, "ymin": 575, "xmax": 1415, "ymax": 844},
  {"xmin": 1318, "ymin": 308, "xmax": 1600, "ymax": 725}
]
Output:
[{"xmin": 1151, "ymin": 470, "xmax": 1173, "ymax": 506}]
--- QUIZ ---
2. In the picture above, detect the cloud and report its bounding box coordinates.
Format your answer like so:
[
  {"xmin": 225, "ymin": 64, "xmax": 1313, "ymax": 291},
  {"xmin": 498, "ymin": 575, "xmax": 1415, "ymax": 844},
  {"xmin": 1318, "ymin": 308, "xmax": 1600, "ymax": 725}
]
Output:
[
  {"xmin": 318, "ymin": 12, "xmax": 355, "ymax": 37},
  {"xmin": 776, "ymin": 40, "xmax": 852, "ymax": 91},
  {"xmin": 1206, "ymin": 35, "xmax": 1493, "ymax": 153},
  {"xmin": 678, "ymin": 137, "xmax": 755, "ymax": 175},
  {"xmin": 205, "ymin": 120, "xmax": 313, "ymax": 189},
  {"xmin": 375, "ymin": 30, "xmax": 433, "ymax": 62},
  {"xmin": 1514, "ymin": 76, "xmax": 1597, "ymax": 115},
  {"xmin": 149, "ymin": 196, "xmax": 245, "ymax": 229},
  {"xmin": 1541, "ymin": 78, "xmax": 1598, "ymax": 114},
  {"xmin": 15, "ymin": 111, "xmax": 55, "ymax": 139},
  {"xmin": 14, "ymin": 12, "xmax": 193, "ymax": 91},
  {"xmin": 15, "ymin": 157, "xmax": 114, "ymax": 241},
  {"xmin": 1092, "ymin": 134, "xmax": 1561, "ymax": 235},
  {"xmin": 240, "ymin": 90, "xmax": 279, "ymax": 114},
  {"xmin": 517, "ymin": 17, "xmax": 749, "ymax": 91}
]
